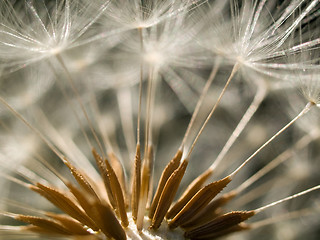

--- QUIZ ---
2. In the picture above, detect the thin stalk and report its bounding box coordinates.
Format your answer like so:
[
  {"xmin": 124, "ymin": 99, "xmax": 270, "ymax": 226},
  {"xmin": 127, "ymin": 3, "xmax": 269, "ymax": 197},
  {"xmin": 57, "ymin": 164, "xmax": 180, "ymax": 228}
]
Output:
[
  {"xmin": 251, "ymin": 207, "xmax": 320, "ymax": 229},
  {"xmin": 209, "ymin": 78, "xmax": 266, "ymax": 172},
  {"xmin": 254, "ymin": 184, "xmax": 320, "ymax": 213},
  {"xmin": 0, "ymin": 96, "xmax": 65, "ymax": 161},
  {"xmin": 0, "ymin": 226, "xmax": 24, "ymax": 231},
  {"xmin": 165, "ymin": 81, "xmax": 266, "ymax": 219},
  {"xmin": 0, "ymin": 118, "xmax": 69, "ymax": 186},
  {"xmin": 137, "ymin": 66, "xmax": 157, "ymax": 231},
  {"xmin": 89, "ymin": 89, "xmax": 127, "ymax": 193},
  {"xmin": 0, "ymin": 173, "xmax": 33, "ymax": 189},
  {"xmin": 117, "ymin": 88, "xmax": 136, "ymax": 159},
  {"xmin": 131, "ymin": 27, "xmax": 144, "ymax": 223},
  {"xmin": 187, "ymin": 63, "xmax": 240, "ymax": 159},
  {"xmin": 1, "ymin": 199, "xmax": 48, "ymax": 216},
  {"xmin": 55, "ymin": 54, "xmax": 105, "ymax": 158},
  {"xmin": 232, "ymin": 175, "xmax": 287, "ymax": 209},
  {"xmin": 179, "ymin": 61, "xmax": 220, "ymax": 150},
  {"xmin": 50, "ymin": 62, "xmax": 92, "ymax": 152},
  {"xmin": 235, "ymin": 130, "xmax": 320, "ymax": 194},
  {"xmin": 34, "ymin": 153, "xmax": 69, "ymax": 186},
  {"xmin": 88, "ymin": 79, "xmax": 114, "ymax": 153},
  {"xmin": 143, "ymin": 67, "xmax": 155, "ymax": 155},
  {"xmin": 33, "ymin": 108, "xmax": 100, "ymax": 181},
  {"xmin": 229, "ymin": 101, "xmax": 314, "ymax": 179},
  {"xmin": 137, "ymin": 27, "xmax": 144, "ymax": 145}
]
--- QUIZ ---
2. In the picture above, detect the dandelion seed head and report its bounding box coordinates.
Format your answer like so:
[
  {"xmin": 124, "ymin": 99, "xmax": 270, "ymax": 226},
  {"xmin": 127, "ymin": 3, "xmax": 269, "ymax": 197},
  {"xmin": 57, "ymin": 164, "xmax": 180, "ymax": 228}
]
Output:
[
  {"xmin": 143, "ymin": 48, "xmax": 165, "ymax": 67},
  {"xmin": 99, "ymin": 0, "xmax": 206, "ymax": 31},
  {"xmin": 201, "ymin": 0, "xmax": 320, "ymax": 81},
  {"xmin": 0, "ymin": 0, "xmax": 109, "ymax": 72},
  {"xmin": 0, "ymin": 0, "xmax": 320, "ymax": 240},
  {"xmin": 300, "ymin": 75, "xmax": 320, "ymax": 106}
]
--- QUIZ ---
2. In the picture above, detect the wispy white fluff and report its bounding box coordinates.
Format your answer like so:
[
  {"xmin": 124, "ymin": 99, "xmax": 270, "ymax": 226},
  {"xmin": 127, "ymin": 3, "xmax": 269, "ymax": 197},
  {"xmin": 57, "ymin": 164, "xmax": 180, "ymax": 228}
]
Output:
[
  {"xmin": 98, "ymin": 0, "xmax": 207, "ymax": 31},
  {"xmin": 0, "ymin": 0, "xmax": 110, "ymax": 72},
  {"xmin": 200, "ymin": 0, "xmax": 320, "ymax": 78}
]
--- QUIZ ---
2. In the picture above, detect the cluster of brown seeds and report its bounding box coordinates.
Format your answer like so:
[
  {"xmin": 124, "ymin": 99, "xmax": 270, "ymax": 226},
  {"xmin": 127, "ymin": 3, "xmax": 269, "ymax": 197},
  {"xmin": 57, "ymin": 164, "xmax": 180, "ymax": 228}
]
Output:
[{"xmin": 7, "ymin": 140, "xmax": 266, "ymax": 240}]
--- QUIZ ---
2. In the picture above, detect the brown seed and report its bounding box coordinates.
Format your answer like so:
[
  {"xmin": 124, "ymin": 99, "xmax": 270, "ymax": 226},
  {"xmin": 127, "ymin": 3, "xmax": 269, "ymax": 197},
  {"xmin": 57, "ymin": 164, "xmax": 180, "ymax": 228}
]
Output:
[
  {"xmin": 105, "ymin": 158, "xmax": 129, "ymax": 227},
  {"xmin": 91, "ymin": 201, "xmax": 127, "ymax": 240},
  {"xmin": 92, "ymin": 148, "xmax": 116, "ymax": 208},
  {"xmin": 136, "ymin": 145, "xmax": 153, "ymax": 231},
  {"xmin": 64, "ymin": 159, "xmax": 99, "ymax": 199},
  {"xmin": 45, "ymin": 213, "xmax": 90, "ymax": 235},
  {"xmin": 16, "ymin": 215, "xmax": 71, "ymax": 235},
  {"xmin": 23, "ymin": 225, "xmax": 66, "ymax": 236},
  {"xmin": 188, "ymin": 223, "xmax": 251, "ymax": 240},
  {"xmin": 168, "ymin": 176, "xmax": 232, "ymax": 229},
  {"xmin": 72, "ymin": 235, "xmax": 102, "ymax": 240},
  {"xmin": 108, "ymin": 151, "xmax": 127, "ymax": 201},
  {"xmin": 30, "ymin": 183, "xmax": 97, "ymax": 230},
  {"xmin": 150, "ymin": 159, "xmax": 188, "ymax": 230},
  {"xmin": 146, "ymin": 143, "xmax": 155, "ymax": 206},
  {"xmin": 181, "ymin": 191, "xmax": 237, "ymax": 229},
  {"xmin": 185, "ymin": 211, "xmax": 255, "ymax": 238},
  {"xmin": 65, "ymin": 182, "xmax": 102, "ymax": 227},
  {"xmin": 149, "ymin": 149, "xmax": 183, "ymax": 219},
  {"xmin": 131, "ymin": 143, "xmax": 141, "ymax": 222},
  {"xmin": 72, "ymin": 236, "xmax": 102, "ymax": 240},
  {"xmin": 167, "ymin": 168, "xmax": 212, "ymax": 220}
]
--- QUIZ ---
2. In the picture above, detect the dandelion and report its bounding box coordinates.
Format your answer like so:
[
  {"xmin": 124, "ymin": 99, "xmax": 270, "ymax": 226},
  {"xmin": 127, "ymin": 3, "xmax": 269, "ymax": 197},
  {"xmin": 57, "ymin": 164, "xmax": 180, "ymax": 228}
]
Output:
[
  {"xmin": 0, "ymin": 0, "xmax": 110, "ymax": 73},
  {"xmin": 0, "ymin": 1, "xmax": 320, "ymax": 240},
  {"xmin": 97, "ymin": 0, "xmax": 207, "ymax": 31}
]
